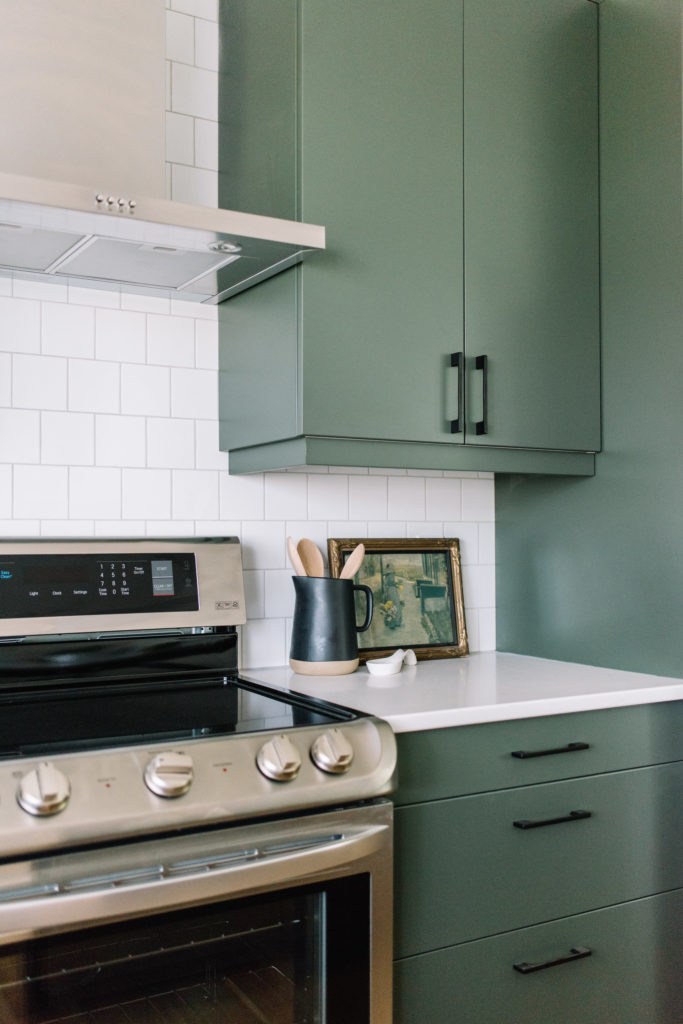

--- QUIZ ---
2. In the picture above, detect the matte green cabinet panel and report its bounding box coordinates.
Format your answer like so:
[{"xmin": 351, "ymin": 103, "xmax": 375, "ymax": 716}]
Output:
[
  {"xmin": 394, "ymin": 761, "xmax": 683, "ymax": 955},
  {"xmin": 394, "ymin": 890, "xmax": 683, "ymax": 1024},
  {"xmin": 218, "ymin": 0, "xmax": 600, "ymax": 475},
  {"xmin": 394, "ymin": 701, "xmax": 683, "ymax": 804}
]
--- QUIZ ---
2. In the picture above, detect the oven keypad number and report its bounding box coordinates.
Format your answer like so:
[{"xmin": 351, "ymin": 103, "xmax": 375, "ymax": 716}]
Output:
[
  {"xmin": 311, "ymin": 729, "xmax": 354, "ymax": 775},
  {"xmin": 144, "ymin": 752, "xmax": 194, "ymax": 798},
  {"xmin": 256, "ymin": 735, "xmax": 302, "ymax": 782},
  {"xmin": 17, "ymin": 761, "xmax": 71, "ymax": 816}
]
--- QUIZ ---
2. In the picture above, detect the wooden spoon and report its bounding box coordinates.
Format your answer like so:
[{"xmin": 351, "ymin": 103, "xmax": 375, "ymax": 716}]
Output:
[
  {"xmin": 340, "ymin": 542, "xmax": 365, "ymax": 580},
  {"xmin": 297, "ymin": 538, "xmax": 325, "ymax": 577},
  {"xmin": 287, "ymin": 536, "xmax": 307, "ymax": 576}
]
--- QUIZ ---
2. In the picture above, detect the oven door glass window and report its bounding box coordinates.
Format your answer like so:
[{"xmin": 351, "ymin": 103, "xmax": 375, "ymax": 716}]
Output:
[{"xmin": 0, "ymin": 877, "xmax": 369, "ymax": 1024}]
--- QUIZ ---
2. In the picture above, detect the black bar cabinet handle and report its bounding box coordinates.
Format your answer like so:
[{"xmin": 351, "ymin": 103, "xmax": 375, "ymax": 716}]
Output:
[
  {"xmin": 511, "ymin": 742, "xmax": 590, "ymax": 759},
  {"xmin": 449, "ymin": 351, "xmax": 464, "ymax": 434},
  {"xmin": 513, "ymin": 809, "xmax": 592, "ymax": 830},
  {"xmin": 513, "ymin": 946, "xmax": 592, "ymax": 975},
  {"xmin": 474, "ymin": 354, "xmax": 488, "ymax": 435}
]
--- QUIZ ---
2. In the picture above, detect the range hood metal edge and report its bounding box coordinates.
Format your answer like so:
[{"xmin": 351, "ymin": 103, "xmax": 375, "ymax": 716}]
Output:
[{"xmin": 0, "ymin": 171, "xmax": 325, "ymax": 304}]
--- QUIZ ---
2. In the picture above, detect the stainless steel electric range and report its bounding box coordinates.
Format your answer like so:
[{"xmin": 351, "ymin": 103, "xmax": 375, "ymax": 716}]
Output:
[{"xmin": 0, "ymin": 537, "xmax": 396, "ymax": 1024}]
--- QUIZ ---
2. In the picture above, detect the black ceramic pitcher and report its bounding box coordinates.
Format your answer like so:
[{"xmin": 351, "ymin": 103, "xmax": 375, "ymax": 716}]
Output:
[{"xmin": 289, "ymin": 576, "xmax": 373, "ymax": 675}]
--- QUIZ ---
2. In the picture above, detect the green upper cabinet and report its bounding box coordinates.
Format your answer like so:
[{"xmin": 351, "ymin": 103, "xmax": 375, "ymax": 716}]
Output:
[{"xmin": 218, "ymin": 0, "xmax": 600, "ymax": 475}]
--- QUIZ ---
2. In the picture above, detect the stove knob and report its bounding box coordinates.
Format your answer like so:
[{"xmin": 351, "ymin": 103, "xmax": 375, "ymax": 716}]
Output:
[
  {"xmin": 17, "ymin": 761, "xmax": 71, "ymax": 816},
  {"xmin": 311, "ymin": 729, "xmax": 354, "ymax": 774},
  {"xmin": 256, "ymin": 735, "xmax": 302, "ymax": 782},
  {"xmin": 144, "ymin": 752, "xmax": 194, "ymax": 798}
]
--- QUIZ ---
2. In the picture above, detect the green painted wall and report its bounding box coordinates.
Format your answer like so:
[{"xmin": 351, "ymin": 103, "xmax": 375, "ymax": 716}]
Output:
[{"xmin": 495, "ymin": 0, "xmax": 683, "ymax": 676}]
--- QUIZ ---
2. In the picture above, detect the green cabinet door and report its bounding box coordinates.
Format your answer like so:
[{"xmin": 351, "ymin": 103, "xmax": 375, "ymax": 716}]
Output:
[
  {"xmin": 394, "ymin": 890, "xmax": 683, "ymax": 1024},
  {"xmin": 463, "ymin": 0, "xmax": 600, "ymax": 450},
  {"xmin": 218, "ymin": 0, "xmax": 600, "ymax": 473}
]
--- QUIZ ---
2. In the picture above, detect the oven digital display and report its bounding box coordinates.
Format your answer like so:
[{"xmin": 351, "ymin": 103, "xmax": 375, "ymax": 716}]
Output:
[{"xmin": 0, "ymin": 553, "xmax": 199, "ymax": 618}]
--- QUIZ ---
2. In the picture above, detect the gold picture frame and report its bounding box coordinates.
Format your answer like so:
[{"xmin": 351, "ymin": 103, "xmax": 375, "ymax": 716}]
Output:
[{"xmin": 328, "ymin": 537, "xmax": 468, "ymax": 661}]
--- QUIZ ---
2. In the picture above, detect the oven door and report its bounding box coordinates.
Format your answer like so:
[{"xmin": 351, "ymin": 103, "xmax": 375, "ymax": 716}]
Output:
[{"xmin": 0, "ymin": 802, "xmax": 392, "ymax": 1024}]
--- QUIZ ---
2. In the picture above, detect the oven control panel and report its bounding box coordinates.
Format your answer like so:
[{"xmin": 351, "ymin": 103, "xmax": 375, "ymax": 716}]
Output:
[{"xmin": 1, "ymin": 718, "xmax": 397, "ymax": 858}]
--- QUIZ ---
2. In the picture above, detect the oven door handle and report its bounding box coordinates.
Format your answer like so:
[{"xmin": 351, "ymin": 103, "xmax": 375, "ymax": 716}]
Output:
[{"xmin": 0, "ymin": 821, "xmax": 391, "ymax": 944}]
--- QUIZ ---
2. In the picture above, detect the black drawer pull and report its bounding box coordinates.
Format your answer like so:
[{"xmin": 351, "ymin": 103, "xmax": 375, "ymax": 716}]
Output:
[
  {"xmin": 511, "ymin": 741, "xmax": 589, "ymax": 759},
  {"xmin": 449, "ymin": 351, "xmax": 464, "ymax": 434},
  {"xmin": 514, "ymin": 946, "xmax": 592, "ymax": 974},
  {"xmin": 513, "ymin": 809, "xmax": 592, "ymax": 830}
]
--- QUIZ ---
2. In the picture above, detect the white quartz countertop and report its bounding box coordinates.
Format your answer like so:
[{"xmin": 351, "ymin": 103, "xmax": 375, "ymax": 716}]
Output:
[{"xmin": 244, "ymin": 653, "xmax": 683, "ymax": 732}]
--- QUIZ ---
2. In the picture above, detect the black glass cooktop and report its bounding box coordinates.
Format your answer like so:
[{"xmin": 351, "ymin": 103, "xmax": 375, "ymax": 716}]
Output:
[{"xmin": 0, "ymin": 675, "xmax": 354, "ymax": 759}]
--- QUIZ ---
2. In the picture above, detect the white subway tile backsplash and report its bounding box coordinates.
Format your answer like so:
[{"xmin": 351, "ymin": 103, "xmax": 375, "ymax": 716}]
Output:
[
  {"xmin": 0, "ymin": 354, "xmax": 10, "ymax": 405},
  {"xmin": 171, "ymin": 63, "xmax": 218, "ymax": 122},
  {"xmin": 67, "ymin": 283, "xmax": 121, "ymax": 309},
  {"xmin": 0, "ymin": 276, "xmax": 12, "ymax": 297},
  {"xmin": 172, "ymin": 469, "xmax": 219, "ymax": 519},
  {"xmin": 0, "ymin": 294, "xmax": 43, "ymax": 354},
  {"xmin": 443, "ymin": 521, "xmax": 480, "ymax": 565},
  {"xmin": 0, "ymin": 409, "xmax": 40, "ymax": 462},
  {"xmin": 194, "ymin": 17, "xmax": 219, "ymax": 71},
  {"xmin": 406, "ymin": 521, "xmax": 444, "ymax": 538},
  {"xmin": 195, "ymin": 419, "xmax": 228, "ymax": 470},
  {"xmin": 194, "ymin": 319, "xmax": 219, "ymax": 369},
  {"xmin": 13, "ymin": 354, "xmax": 67, "ymax": 411},
  {"xmin": 348, "ymin": 475, "xmax": 388, "ymax": 521},
  {"xmin": 41, "ymin": 412, "xmax": 94, "ymax": 466},
  {"xmin": 166, "ymin": 111, "xmax": 195, "ymax": 166},
  {"xmin": 425, "ymin": 477, "xmax": 462, "ymax": 520},
  {"xmin": 96, "ymin": 415, "xmax": 146, "ymax": 467},
  {"xmin": 462, "ymin": 564, "xmax": 496, "ymax": 609},
  {"xmin": 148, "ymin": 418, "xmax": 195, "ymax": 468},
  {"xmin": 122, "ymin": 469, "xmax": 172, "ymax": 520},
  {"xmin": 41, "ymin": 519, "xmax": 95, "ymax": 537},
  {"xmin": 121, "ymin": 291, "xmax": 171, "ymax": 315},
  {"xmin": 170, "ymin": 0, "xmax": 218, "ymax": 24},
  {"xmin": 242, "ymin": 570, "xmax": 265, "ymax": 619},
  {"xmin": 367, "ymin": 521, "xmax": 407, "ymax": 538},
  {"xmin": 387, "ymin": 476, "xmax": 426, "ymax": 520},
  {"xmin": 241, "ymin": 521, "xmax": 286, "ymax": 570},
  {"xmin": 148, "ymin": 314, "xmax": 195, "ymax": 367},
  {"xmin": 95, "ymin": 309, "xmax": 147, "ymax": 364},
  {"xmin": 240, "ymin": 617, "xmax": 287, "ymax": 670},
  {"xmin": 0, "ymin": 465, "xmax": 11, "ymax": 518},
  {"xmin": 13, "ymin": 277, "xmax": 67, "ymax": 303},
  {"xmin": 171, "ymin": 367, "xmax": 217, "ymax": 419},
  {"xmin": 69, "ymin": 359, "xmax": 119, "ymax": 414},
  {"xmin": 264, "ymin": 569, "xmax": 296, "ymax": 619},
  {"xmin": 194, "ymin": 118, "xmax": 218, "ymax": 171},
  {"xmin": 284, "ymin": 522, "xmax": 328, "ymax": 564},
  {"xmin": 220, "ymin": 473, "xmax": 264, "ymax": 520},
  {"xmin": 42, "ymin": 303, "xmax": 94, "ymax": 358},
  {"xmin": 14, "ymin": 465, "xmax": 68, "ymax": 519},
  {"xmin": 69, "ymin": 467, "xmax": 122, "ymax": 520},
  {"xmin": 265, "ymin": 473, "xmax": 308, "ymax": 521},
  {"xmin": 166, "ymin": 10, "xmax": 195, "ymax": 65},
  {"xmin": 170, "ymin": 163, "xmax": 218, "ymax": 207},
  {"xmin": 478, "ymin": 521, "xmax": 496, "ymax": 564},
  {"xmin": 308, "ymin": 475, "xmax": 349, "ymax": 521},
  {"xmin": 121, "ymin": 364, "xmax": 170, "ymax": 417},
  {"xmin": 94, "ymin": 520, "xmax": 146, "ymax": 537},
  {"xmin": 462, "ymin": 478, "xmax": 495, "ymax": 521},
  {"xmin": 0, "ymin": 518, "xmax": 40, "ymax": 535}
]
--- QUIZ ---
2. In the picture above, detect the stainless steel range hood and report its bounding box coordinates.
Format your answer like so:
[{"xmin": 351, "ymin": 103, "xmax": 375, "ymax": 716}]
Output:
[
  {"xmin": 0, "ymin": 0, "xmax": 325, "ymax": 304},
  {"xmin": 0, "ymin": 170, "xmax": 325, "ymax": 304}
]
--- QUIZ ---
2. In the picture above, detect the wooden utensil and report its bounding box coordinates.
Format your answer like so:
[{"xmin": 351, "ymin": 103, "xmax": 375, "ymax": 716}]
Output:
[
  {"xmin": 287, "ymin": 536, "xmax": 307, "ymax": 576},
  {"xmin": 297, "ymin": 538, "xmax": 325, "ymax": 577},
  {"xmin": 340, "ymin": 542, "xmax": 365, "ymax": 580}
]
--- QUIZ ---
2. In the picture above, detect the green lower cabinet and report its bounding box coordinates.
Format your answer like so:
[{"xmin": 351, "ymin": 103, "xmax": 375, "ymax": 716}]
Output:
[
  {"xmin": 395, "ymin": 762, "xmax": 683, "ymax": 955},
  {"xmin": 394, "ymin": 890, "xmax": 683, "ymax": 1024}
]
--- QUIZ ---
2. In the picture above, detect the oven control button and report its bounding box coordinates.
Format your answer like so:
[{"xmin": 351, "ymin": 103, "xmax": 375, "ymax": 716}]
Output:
[
  {"xmin": 311, "ymin": 729, "xmax": 354, "ymax": 774},
  {"xmin": 17, "ymin": 761, "xmax": 71, "ymax": 816},
  {"xmin": 144, "ymin": 752, "xmax": 194, "ymax": 798},
  {"xmin": 256, "ymin": 735, "xmax": 302, "ymax": 782}
]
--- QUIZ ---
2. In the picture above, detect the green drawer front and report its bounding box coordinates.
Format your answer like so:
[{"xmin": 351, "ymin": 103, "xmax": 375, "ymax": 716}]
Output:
[
  {"xmin": 394, "ymin": 701, "xmax": 683, "ymax": 804},
  {"xmin": 395, "ymin": 762, "xmax": 683, "ymax": 956},
  {"xmin": 394, "ymin": 890, "xmax": 683, "ymax": 1024}
]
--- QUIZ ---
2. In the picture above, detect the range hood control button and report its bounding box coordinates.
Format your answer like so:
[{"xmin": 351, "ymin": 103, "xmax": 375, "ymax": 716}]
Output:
[
  {"xmin": 256, "ymin": 735, "xmax": 302, "ymax": 782},
  {"xmin": 18, "ymin": 761, "xmax": 71, "ymax": 816},
  {"xmin": 144, "ymin": 752, "xmax": 194, "ymax": 798},
  {"xmin": 311, "ymin": 729, "xmax": 354, "ymax": 774}
]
